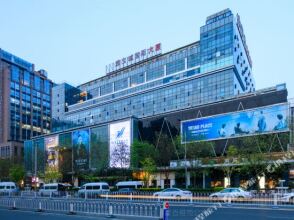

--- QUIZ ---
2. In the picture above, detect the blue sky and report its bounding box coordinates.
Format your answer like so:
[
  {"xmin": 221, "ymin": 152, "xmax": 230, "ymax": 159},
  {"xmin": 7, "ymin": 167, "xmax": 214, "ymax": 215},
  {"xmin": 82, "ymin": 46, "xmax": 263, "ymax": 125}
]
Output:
[{"xmin": 0, "ymin": 0, "xmax": 293, "ymax": 97}]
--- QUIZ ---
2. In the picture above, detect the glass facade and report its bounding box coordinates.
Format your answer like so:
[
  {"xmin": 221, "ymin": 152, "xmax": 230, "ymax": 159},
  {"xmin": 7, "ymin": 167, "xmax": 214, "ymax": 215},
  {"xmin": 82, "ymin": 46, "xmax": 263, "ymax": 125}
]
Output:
[
  {"xmin": 50, "ymin": 9, "xmax": 254, "ymax": 135},
  {"xmin": 25, "ymin": 119, "xmax": 135, "ymax": 174},
  {"xmin": 64, "ymin": 69, "xmax": 234, "ymax": 128},
  {"xmin": 8, "ymin": 62, "xmax": 52, "ymax": 141}
]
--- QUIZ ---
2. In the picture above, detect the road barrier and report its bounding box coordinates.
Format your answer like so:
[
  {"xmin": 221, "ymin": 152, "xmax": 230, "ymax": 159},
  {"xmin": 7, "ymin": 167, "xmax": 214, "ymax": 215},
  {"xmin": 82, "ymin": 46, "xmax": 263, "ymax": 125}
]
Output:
[
  {"xmin": 0, "ymin": 197, "xmax": 161, "ymax": 218},
  {"xmin": 3, "ymin": 190, "xmax": 294, "ymax": 209}
]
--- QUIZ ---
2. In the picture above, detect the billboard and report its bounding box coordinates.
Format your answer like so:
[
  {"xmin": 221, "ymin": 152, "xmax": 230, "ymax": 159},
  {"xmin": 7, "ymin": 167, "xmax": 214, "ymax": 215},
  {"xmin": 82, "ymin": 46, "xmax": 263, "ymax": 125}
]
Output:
[
  {"xmin": 72, "ymin": 129, "xmax": 90, "ymax": 170},
  {"xmin": 45, "ymin": 135, "xmax": 59, "ymax": 167},
  {"xmin": 181, "ymin": 103, "xmax": 289, "ymax": 143},
  {"xmin": 109, "ymin": 120, "xmax": 131, "ymax": 168}
]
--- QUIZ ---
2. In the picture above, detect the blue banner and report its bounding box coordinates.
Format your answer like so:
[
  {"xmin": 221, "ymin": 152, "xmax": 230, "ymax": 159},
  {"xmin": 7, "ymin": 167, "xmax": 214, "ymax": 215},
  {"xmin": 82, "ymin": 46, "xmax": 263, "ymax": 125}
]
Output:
[{"xmin": 181, "ymin": 104, "xmax": 289, "ymax": 143}]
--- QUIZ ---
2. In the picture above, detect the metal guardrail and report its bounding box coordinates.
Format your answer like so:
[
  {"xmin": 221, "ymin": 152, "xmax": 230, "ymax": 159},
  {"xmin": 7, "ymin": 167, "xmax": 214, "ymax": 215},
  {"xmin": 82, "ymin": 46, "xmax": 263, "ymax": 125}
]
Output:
[
  {"xmin": 0, "ymin": 197, "xmax": 161, "ymax": 218},
  {"xmin": 2, "ymin": 191, "xmax": 294, "ymax": 208}
]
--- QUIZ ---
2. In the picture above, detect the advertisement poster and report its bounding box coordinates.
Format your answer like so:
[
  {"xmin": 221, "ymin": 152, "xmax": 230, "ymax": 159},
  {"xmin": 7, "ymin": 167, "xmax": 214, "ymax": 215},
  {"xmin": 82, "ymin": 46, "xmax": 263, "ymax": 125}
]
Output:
[
  {"xmin": 109, "ymin": 120, "xmax": 131, "ymax": 168},
  {"xmin": 45, "ymin": 135, "xmax": 59, "ymax": 167},
  {"xmin": 72, "ymin": 129, "xmax": 90, "ymax": 170},
  {"xmin": 181, "ymin": 104, "xmax": 289, "ymax": 143}
]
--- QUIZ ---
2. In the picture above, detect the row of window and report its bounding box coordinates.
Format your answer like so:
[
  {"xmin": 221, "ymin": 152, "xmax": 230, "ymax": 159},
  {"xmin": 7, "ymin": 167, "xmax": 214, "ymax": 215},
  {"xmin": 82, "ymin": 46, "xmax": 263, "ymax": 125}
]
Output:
[
  {"xmin": 64, "ymin": 70, "xmax": 234, "ymax": 129},
  {"xmin": 10, "ymin": 65, "xmax": 51, "ymax": 94}
]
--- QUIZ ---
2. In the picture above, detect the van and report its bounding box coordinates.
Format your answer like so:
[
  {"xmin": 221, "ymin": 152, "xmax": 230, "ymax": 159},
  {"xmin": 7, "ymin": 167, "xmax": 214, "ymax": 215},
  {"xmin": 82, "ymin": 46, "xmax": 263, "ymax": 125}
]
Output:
[
  {"xmin": 78, "ymin": 182, "xmax": 110, "ymax": 198},
  {"xmin": 39, "ymin": 183, "xmax": 67, "ymax": 197},
  {"xmin": 0, "ymin": 182, "xmax": 18, "ymax": 195},
  {"xmin": 116, "ymin": 181, "xmax": 143, "ymax": 190}
]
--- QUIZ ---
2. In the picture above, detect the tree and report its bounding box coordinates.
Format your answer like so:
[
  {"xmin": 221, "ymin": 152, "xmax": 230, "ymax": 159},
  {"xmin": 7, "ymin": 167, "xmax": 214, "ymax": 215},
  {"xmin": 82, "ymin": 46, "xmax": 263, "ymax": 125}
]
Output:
[
  {"xmin": 44, "ymin": 165, "xmax": 62, "ymax": 183},
  {"xmin": 141, "ymin": 158, "xmax": 157, "ymax": 187},
  {"xmin": 155, "ymin": 133, "xmax": 178, "ymax": 167},
  {"xmin": 220, "ymin": 145, "xmax": 239, "ymax": 187},
  {"xmin": 239, "ymin": 152, "xmax": 267, "ymax": 190},
  {"xmin": 176, "ymin": 137, "xmax": 215, "ymax": 187},
  {"xmin": 111, "ymin": 142, "xmax": 130, "ymax": 168},
  {"xmin": 9, "ymin": 165, "xmax": 25, "ymax": 185},
  {"xmin": 131, "ymin": 140, "xmax": 157, "ymax": 169}
]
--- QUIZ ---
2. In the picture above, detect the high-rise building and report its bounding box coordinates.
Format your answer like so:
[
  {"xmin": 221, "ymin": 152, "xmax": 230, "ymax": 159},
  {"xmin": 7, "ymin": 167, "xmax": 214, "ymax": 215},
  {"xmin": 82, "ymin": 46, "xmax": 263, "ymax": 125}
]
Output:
[
  {"xmin": 24, "ymin": 9, "xmax": 291, "ymax": 188},
  {"xmin": 0, "ymin": 49, "xmax": 53, "ymax": 160},
  {"xmin": 52, "ymin": 9, "xmax": 255, "ymax": 131}
]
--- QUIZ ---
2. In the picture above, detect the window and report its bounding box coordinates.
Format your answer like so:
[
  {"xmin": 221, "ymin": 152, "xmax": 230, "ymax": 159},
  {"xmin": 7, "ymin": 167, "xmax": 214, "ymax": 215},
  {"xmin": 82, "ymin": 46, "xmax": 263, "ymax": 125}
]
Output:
[
  {"xmin": 114, "ymin": 78, "xmax": 128, "ymax": 91},
  {"xmin": 146, "ymin": 66, "xmax": 164, "ymax": 81},
  {"xmin": 22, "ymin": 71, "xmax": 31, "ymax": 86},
  {"xmin": 34, "ymin": 76, "xmax": 41, "ymax": 90},
  {"xmin": 11, "ymin": 66, "xmax": 20, "ymax": 82},
  {"xmin": 130, "ymin": 72, "xmax": 144, "ymax": 86},
  {"xmin": 166, "ymin": 59, "xmax": 185, "ymax": 75}
]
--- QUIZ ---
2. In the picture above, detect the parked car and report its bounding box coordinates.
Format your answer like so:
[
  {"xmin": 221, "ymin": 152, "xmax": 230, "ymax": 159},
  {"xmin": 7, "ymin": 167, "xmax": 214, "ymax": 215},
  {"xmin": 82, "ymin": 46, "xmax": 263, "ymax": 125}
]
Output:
[
  {"xmin": 116, "ymin": 181, "xmax": 143, "ymax": 190},
  {"xmin": 153, "ymin": 188, "xmax": 192, "ymax": 198},
  {"xmin": 78, "ymin": 182, "xmax": 110, "ymax": 198},
  {"xmin": 280, "ymin": 192, "xmax": 294, "ymax": 203},
  {"xmin": 117, "ymin": 188, "xmax": 138, "ymax": 195},
  {"xmin": 0, "ymin": 182, "xmax": 18, "ymax": 195},
  {"xmin": 209, "ymin": 187, "xmax": 252, "ymax": 199},
  {"xmin": 39, "ymin": 183, "xmax": 67, "ymax": 197}
]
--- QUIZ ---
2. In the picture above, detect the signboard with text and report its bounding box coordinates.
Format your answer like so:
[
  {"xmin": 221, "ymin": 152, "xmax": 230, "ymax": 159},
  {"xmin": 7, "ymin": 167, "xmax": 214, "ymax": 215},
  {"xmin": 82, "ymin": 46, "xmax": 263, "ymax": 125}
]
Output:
[
  {"xmin": 106, "ymin": 43, "xmax": 162, "ymax": 74},
  {"xmin": 181, "ymin": 103, "xmax": 289, "ymax": 143}
]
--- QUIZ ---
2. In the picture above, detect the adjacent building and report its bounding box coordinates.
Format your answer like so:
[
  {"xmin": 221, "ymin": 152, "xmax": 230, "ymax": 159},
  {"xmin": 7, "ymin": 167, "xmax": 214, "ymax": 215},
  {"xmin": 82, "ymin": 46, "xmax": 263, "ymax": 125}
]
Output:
[{"xmin": 0, "ymin": 49, "xmax": 53, "ymax": 160}]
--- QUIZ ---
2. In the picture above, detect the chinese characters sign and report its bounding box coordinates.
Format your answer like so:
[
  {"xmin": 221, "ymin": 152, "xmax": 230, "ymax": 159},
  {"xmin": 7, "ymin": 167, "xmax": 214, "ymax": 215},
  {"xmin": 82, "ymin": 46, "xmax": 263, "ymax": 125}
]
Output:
[{"xmin": 106, "ymin": 43, "xmax": 162, "ymax": 74}]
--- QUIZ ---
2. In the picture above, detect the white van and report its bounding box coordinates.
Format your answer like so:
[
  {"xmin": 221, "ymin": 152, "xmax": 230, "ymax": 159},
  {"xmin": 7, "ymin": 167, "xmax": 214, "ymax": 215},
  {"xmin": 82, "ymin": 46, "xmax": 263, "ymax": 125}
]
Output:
[
  {"xmin": 0, "ymin": 182, "xmax": 18, "ymax": 195},
  {"xmin": 39, "ymin": 183, "xmax": 67, "ymax": 197},
  {"xmin": 116, "ymin": 181, "xmax": 143, "ymax": 189},
  {"xmin": 78, "ymin": 182, "xmax": 110, "ymax": 198}
]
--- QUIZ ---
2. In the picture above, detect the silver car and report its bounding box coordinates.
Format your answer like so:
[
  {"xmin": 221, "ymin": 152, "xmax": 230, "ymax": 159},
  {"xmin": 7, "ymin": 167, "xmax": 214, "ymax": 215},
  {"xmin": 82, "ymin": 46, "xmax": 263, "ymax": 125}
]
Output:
[
  {"xmin": 209, "ymin": 188, "xmax": 252, "ymax": 199},
  {"xmin": 153, "ymin": 188, "xmax": 192, "ymax": 199}
]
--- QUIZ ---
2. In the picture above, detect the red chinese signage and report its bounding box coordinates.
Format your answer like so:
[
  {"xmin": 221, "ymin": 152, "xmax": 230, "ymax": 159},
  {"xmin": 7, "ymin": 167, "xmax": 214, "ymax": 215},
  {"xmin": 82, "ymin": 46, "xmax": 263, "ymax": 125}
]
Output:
[{"xmin": 106, "ymin": 43, "xmax": 162, "ymax": 74}]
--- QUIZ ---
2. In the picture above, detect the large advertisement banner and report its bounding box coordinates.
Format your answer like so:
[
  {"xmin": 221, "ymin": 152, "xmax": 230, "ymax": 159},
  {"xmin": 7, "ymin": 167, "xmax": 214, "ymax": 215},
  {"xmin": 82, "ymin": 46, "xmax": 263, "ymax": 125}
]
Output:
[
  {"xmin": 45, "ymin": 135, "xmax": 59, "ymax": 168},
  {"xmin": 181, "ymin": 104, "xmax": 289, "ymax": 143},
  {"xmin": 109, "ymin": 120, "xmax": 131, "ymax": 168},
  {"xmin": 72, "ymin": 129, "xmax": 90, "ymax": 171}
]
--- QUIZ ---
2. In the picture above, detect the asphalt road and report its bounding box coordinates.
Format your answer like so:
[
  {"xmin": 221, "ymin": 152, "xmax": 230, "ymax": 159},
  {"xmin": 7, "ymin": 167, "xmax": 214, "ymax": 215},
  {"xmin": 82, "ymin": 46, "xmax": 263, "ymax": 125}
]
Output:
[{"xmin": 1, "ymin": 206, "xmax": 294, "ymax": 220}]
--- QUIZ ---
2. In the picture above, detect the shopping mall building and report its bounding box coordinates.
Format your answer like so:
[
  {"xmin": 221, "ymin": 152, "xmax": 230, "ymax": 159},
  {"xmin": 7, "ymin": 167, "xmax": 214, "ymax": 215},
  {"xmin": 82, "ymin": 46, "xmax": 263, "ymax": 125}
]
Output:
[{"xmin": 24, "ymin": 9, "xmax": 294, "ymax": 188}]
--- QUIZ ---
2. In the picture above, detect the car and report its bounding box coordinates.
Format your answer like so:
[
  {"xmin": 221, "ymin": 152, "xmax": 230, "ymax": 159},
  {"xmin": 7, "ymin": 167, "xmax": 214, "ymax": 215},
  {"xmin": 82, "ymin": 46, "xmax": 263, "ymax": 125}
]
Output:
[
  {"xmin": 116, "ymin": 181, "xmax": 143, "ymax": 190},
  {"xmin": 280, "ymin": 192, "xmax": 294, "ymax": 203},
  {"xmin": 78, "ymin": 182, "xmax": 110, "ymax": 198},
  {"xmin": 0, "ymin": 182, "xmax": 18, "ymax": 195},
  {"xmin": 153, "ymin": 188, "xmax": 192, "ymax": 199},
  {"xmin": 39, "ymin": 183, "xmax": 67, "ymax": 197},
  {"xmin": 117, "ymin": 188, "xmax": 137, "ymax": 195},
  {"xmin": 209, "ymin": 187, "xmax": 252, "ymax": 199}
]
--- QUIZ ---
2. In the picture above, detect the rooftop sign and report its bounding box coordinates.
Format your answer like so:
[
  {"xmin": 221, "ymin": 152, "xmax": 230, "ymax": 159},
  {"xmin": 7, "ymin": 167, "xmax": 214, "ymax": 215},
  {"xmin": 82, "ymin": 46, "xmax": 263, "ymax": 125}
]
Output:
[{"xmin": 105, "ymin": 43, "xmax": 162, "ymax": 74}]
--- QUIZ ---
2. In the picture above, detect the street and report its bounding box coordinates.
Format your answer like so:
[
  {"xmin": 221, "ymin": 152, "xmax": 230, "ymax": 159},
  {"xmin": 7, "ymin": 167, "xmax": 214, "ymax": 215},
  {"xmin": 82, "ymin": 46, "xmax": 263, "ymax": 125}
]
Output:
[{"xmin": 1, "ymin": 206, "xmax": 294, "ymax": 220}]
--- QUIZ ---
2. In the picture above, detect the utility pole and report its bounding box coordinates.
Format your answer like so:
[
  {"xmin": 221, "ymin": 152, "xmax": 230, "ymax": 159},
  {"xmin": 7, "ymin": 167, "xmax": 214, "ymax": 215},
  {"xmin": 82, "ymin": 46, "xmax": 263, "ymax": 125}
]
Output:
[{"xmin": 184, "ymin": 134, "xmax": 188, "ymax": 189}]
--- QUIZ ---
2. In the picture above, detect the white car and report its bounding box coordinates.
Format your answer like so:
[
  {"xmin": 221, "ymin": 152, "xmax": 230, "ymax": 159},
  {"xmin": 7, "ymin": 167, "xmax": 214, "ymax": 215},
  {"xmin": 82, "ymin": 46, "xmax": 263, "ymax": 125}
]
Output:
[
  {"xmin": 280, "ymin": 193, "xmax": 294, "ymax": 203},
  {"xmin": 0, "ymin": 182, "xmax": 18, "ymax": 195},
  {"xmin": 209, "ymin": 188, "xmax": 252, "ymax": 199},
  {"xmin": 153, "ymin": 188, "xmax": 192, "ymax": 199},
  {"xmin": 39, "ymin": 183, "xmax": 67, "ymax": 197},
  {"xmin": 78, "ymin": 182, "xmax": 110, "ymax": 198}
]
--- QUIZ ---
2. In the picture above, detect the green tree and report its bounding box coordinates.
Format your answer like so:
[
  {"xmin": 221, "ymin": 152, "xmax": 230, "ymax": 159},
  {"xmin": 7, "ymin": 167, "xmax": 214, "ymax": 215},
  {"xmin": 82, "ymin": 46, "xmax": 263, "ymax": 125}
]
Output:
[
  {"xmin": 141, "ymin": 157, "xmax": 157, "ymax": 187},
  {"xmin": 9, "ymin": 164, "xmax": 25, "ymax": 185},
  {"xmin": 44, "ymin": 165, "xmax": 62, "ymax": 183},
  {"xmin": 220, "ymin": 145, "xmax": 239, "ymax": 187},
  {"xmin": 131, "ymin": 140, "xmax": 157, "ymax": 169},
  {"xmin": 155, "ymin": 133, "xmax": 178, "ymax": 166}
]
